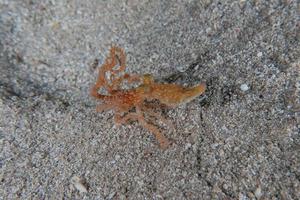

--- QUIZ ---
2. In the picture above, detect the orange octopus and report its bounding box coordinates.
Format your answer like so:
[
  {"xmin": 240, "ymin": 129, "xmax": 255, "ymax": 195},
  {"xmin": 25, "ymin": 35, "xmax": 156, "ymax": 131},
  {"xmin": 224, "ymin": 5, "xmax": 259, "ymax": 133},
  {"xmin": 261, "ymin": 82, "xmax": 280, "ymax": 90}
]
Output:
[{"xmin": 90, "ymin": 46, "xmax": 206, "ymax": 149}]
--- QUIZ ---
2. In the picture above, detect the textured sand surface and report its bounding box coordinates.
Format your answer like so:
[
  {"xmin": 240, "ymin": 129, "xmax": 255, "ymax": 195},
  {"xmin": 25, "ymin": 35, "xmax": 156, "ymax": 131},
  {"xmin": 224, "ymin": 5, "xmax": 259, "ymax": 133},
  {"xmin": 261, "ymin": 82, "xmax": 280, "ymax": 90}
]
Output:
[{"xmin": 1, "ymin": 0, "xmax": 299, "ymax": 199}]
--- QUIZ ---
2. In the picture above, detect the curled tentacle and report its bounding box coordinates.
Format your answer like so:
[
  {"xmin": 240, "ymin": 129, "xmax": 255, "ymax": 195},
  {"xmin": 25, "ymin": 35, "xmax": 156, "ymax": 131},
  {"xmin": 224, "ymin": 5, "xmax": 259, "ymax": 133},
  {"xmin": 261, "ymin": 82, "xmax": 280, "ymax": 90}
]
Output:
[{"xmin": 91, "ymin": 46, "xmax": 128, "ymax": 97}]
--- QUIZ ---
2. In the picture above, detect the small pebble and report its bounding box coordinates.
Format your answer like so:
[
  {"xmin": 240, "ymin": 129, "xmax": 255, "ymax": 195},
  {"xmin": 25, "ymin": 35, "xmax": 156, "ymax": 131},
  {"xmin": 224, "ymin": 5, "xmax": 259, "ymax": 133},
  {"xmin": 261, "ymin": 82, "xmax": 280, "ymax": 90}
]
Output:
[
  {"xmin": 71, "ymin": 176, "xmax": 88, "ymax": 193},
  {"xmin": 240, "ymin": 84, "xmax": 249, "ymax": 91},
  {"xmin": 255, "ymin": 186, "xmax": 262, "ymax": 199},
  {"xmin": 185, "ymin": 143, "xmax": 192, "ymax": 150},
  {"xmin": 206, "ymin": 27, "xmax": 212, "ymax": 34},
  {"xmin": 257, "ymin": 52, "xmax": 263, "ymax": 57}
]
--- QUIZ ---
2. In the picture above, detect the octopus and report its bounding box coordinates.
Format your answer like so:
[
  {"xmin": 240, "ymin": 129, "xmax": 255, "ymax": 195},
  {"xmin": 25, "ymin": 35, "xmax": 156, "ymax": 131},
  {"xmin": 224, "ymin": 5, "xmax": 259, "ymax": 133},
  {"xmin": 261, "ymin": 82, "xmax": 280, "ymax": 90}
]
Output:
[{"xmin": 90, "ymin": 46, "xmax": 206, "ymax": 149}]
